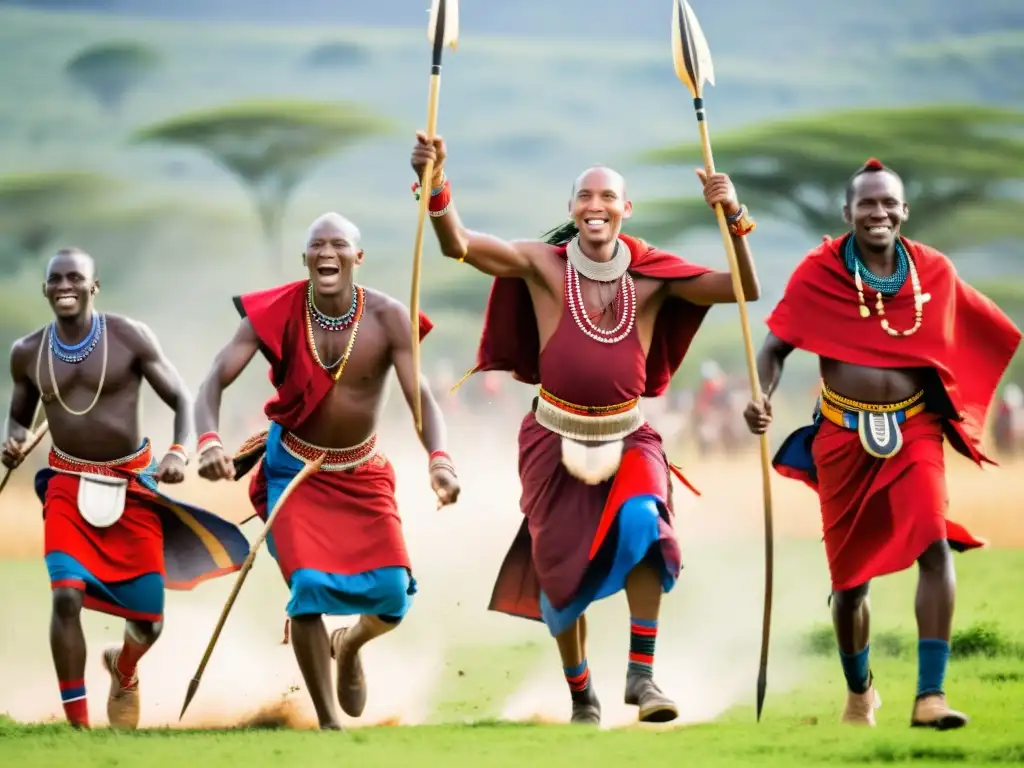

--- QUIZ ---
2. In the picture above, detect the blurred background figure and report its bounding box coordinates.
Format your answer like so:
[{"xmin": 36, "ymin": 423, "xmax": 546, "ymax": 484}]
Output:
[{"xmin": 994, "ymin": 383, "xmax": 1024, "ymax": 457}]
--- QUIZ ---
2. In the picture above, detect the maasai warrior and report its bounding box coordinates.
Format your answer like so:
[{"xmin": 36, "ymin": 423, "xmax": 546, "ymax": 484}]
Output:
[
  {"xmin": 746, "ymin": 159, "xmax": 1022, "ymax": 729},
  {"xmin": 194, "ymin": 213, "xmax": 460, "ymax": 730},
  {"xmin": 1, "ymin": 248, "xmax": 250, "ymax": 730},
  {"xmin": 411, "ymin": 132, "xmax": 760, "ymax": 725}
]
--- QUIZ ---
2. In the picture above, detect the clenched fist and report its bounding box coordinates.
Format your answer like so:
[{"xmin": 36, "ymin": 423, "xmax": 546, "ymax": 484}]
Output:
[{"xmin": 411, "ymin": 131, "xmax": 447, "ymax": 187}]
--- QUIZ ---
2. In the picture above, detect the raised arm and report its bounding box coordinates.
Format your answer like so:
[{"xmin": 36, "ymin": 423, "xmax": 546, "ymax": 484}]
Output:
[
  {"xmin": 120, "ymin": 318, "xmax": 194, "ymax": 450},
  {"xmin": 2, "ymin": 337, "xmax": 41, "ymax": 468},
  {"xmin": 411, "ymin": 132, "xmax": 545, "ymax": 279},
  {"xmin": 667, "ymin": 170, "xmax": 761, "ymax": 306}
]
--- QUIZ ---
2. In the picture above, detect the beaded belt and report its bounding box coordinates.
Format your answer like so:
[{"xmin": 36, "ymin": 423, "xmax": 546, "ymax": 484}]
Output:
[
  {"xmin": 48, "ymin": 442, "xmax": 151, "ymax": 477},
  {"xmin": 818, "ymin": 382, "xmax": 925, "ymax": 459},
  {"xmin": 534, "ymin": 387, "xmax": 643, "ymax": 443},
  {"xmin": 281, "ymin": 430, "xmax": 378, "ymax": 472}
]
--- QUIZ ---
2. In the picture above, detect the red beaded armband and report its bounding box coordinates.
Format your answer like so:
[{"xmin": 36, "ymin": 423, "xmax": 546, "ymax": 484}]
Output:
[
  {"xmin": 429, "ymin": 450, "xmax": 456, "ymax": 474},
  {"xmin": 428, "ymin": 179, "xmax": 452, "ymax": 217},
  {"xmin": 197, "ymin": 431, "xmax": 223, "ymax": 455}
]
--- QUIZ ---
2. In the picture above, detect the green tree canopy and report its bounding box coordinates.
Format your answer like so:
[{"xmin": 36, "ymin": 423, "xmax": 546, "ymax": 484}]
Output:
[
  {"xmin": 64, "ymin": 40, "xmax": 162, "ymax": 114},
  {"xmin": 634, "ymin": 104, "xmax": 1024, "ymax": 254},
  {"xmin": 132, "ymin": 99, "xmax": 393, "ymax": 270},
  {"xmin": 0, "ymin": 171, "xmax": 117, "ymax": 276}
]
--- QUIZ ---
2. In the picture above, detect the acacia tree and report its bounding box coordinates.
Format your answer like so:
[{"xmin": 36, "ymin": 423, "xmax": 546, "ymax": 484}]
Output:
[
  {"xmin": 133, "ymin": 99, "xmax": 392, "ymax": 270},
  {"xmin": 0, "ymin": 171, "xmax": 115, "ymax": 275},
  {"xmin": 634, "ymin": 104, "xmax": 1024, "ymax": 255},
  {"xmin": 64, "ymin": 41, "xmax": 162, "ymax": 115}
]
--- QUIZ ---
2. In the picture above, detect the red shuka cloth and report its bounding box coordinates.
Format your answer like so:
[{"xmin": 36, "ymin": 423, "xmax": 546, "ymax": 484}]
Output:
[
  {"xmin": 249, "ymin": 452, "xmax": 411, "ymax": 579},
  {"xmin": 768, "ymin": 234, "xmax": 1019, "ymax": 588},
  {"xmin": 489, "ymin": 417, "xmax": 678, "ymax": 619},
  {"xmin": 811, "ymin": 412, "xmax": 984, "ymax": 591},
  {"xmin": 465, "ymin": 235, "xmax": 714, "ymax": 396},
  {"xmin": 233, "ymin": 279, "xmax": 434, "ymax": 431},
  {"xmin": 767, "ymin": 235, "xmax": 1021, "ymax": 463},
  {"xmin": 234, "ymin": 280, "xmax": 433, "ymax": 576},
  {"xmin": 43, "ymin": 448, "xmax": 164, "ymax": 584}
]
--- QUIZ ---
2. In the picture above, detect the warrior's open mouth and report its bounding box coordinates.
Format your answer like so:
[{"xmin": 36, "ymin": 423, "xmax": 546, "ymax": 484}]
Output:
[
  {"xmin": 55, "ymin": 295, "xmax": 77, "ymax": 307},
  {"xmin": 316, "ymin": 265, "xmax": 340, "ymax": 275}
]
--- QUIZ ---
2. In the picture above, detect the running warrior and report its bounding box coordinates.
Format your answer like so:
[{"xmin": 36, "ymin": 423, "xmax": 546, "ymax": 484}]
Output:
[
  {"xmin": 194, "ymin": 213, "xmax": 460, "ymax": 730},
  {"xmin": 411, "ymin": 132, "xmax": 760, "ymax": 725},
  {"xmin": 1, "ymin": 248, "xmax": 250, "ymax": 730},
  {"xmin": 747, "ymin": 159, "xmax": 1021, "ymax": 728}
]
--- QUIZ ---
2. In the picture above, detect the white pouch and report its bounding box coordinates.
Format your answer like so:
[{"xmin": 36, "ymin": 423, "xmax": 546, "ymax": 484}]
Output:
[
  {"xmin": 560, "ymin": 437, "xmax": 624, "ymax": 485},
  {"xmin": 77, "ymin": 473, "xmax": 128, "ymax": 528}
]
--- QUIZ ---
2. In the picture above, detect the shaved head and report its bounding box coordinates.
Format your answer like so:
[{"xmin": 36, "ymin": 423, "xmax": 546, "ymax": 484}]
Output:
[
  {"xmin": 571, "ymin": 166, "xmax": 627, "ymax": 200},
  {"xmin": 46, "ymin": 247, "xmax": 96, "ymax": 279},
  {"xmin": 306, "ymin": 212, "xmax": 361, "ymax": 247}
]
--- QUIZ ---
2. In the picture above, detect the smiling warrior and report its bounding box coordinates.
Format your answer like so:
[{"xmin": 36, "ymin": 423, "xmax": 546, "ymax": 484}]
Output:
[
  {"xmin": 194, "ymin": 213, "xmax": 460, "ymax": 730},
  {"xmin": 748, "ymin": 159, "xmax": 1021, "ymax": 729},
  {"xmin": 411, "ymin": 132, "xmax": 760, "ymax": 725},
  {"xmin": 1, "ymin": 248, "xmax": 250, "ymax": 730}
]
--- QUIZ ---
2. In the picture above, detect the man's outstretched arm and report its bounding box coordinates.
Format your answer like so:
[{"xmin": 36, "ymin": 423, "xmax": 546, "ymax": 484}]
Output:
[{"xmin": 411, "ymin": 131, "xmax": 547, "ymax": 279}]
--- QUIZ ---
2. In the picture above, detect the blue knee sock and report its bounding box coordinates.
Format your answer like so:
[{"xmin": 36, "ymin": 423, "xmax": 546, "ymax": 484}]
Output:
[
  {"xmin": 839, "ymin": 645, "xmax": 870, "ymax": 693},
  {"xmin": 917, "ymin": 638, "xmax": 950, "ymax": 697}
]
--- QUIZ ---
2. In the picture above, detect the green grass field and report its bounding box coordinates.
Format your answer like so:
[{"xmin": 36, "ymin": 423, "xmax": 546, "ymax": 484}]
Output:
[{"xmin": 2, "ymin": 540, "xmax": 1023, "ymax": 766}]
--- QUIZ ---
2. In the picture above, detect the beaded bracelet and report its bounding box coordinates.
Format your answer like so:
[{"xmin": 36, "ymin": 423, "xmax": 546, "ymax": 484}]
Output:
[
  {"xmin": 429, "ymin": 450, "xmax": 456, "ymax": 475},
  {"xmin": 167, "ymin": 443, "xmax": 189, "ymax": 464},
  {"xmin": 197, "ymin": 431, "xmax": 223, "ymax": 456},
  {"xmin": 411, "ymin": 171, "xmax": 447, "ymax": 201},
  {"xmin": 726, "ymin": 205, "xmax": 756, "ymax": 237}
]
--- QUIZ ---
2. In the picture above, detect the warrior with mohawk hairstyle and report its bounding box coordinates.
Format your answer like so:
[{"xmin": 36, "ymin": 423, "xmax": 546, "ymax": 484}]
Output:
[{"xmin": 747, "ymin": 158, "xmax": 1021, "ymax": 729}]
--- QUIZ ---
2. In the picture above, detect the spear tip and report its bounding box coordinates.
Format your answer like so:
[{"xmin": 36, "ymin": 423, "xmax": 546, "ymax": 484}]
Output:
[
  {"xmin": 179, "ymin": 678, "xmax": 200, "ymax": 722},
  {"xmin": 756, "ymin": 667, "xmax": 767, "ymax": 722},
  {"xmin": 671, "ymin": 0, "xmax": 716, "ymax": 98},
  {"xmin": 427, "ymin": 0, "xmax": 460, "ymax": 49}
]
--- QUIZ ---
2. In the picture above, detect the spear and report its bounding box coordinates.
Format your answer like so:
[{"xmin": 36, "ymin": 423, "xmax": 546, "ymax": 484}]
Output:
[
  {"xmin": 178, "ymin": 452, "xmax": 324, "ymax": 721},
  {"xmin": 409, "ymin": 0, "xmax": 460, "ymax": 433},
  {"xmin": 670, "ymin": 0, "xmax": 775, "ymax": 722}
]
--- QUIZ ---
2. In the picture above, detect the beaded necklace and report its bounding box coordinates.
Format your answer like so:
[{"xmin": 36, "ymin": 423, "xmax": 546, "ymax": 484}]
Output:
[
  {"xmin": 49, "ymin": 312, "xmax": 104, "ymax": 364},
  {"xmin": 564, "ymin": 261, "xmax": 636, "ymax": 345},
  {"xmin": 845, "ymin": 235, "xmax": 929, "ymax": 338},
  {"xmin": 305, "ymin": 285, "xmax": 364, "ymax": 381},
  {"xmin": 843, "ymin": 234, "xmax": 908, "ymax": 296},
  {"xmin": 36, "ymin": 314, "xmax": 109, "ymax": 416},
  {"xmin": 308, "ymin": 281, "xmax": 358, "ymax": 331}
]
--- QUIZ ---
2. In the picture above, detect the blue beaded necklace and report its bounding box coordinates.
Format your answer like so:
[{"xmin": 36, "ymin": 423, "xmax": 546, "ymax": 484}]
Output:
[
  {"xmin": 843, "ymin": 234, "xmax": 908, "ymax": 296},
  {"xmin": 50, "ymin": 312, "xmax": 105, "ymax": 364}
]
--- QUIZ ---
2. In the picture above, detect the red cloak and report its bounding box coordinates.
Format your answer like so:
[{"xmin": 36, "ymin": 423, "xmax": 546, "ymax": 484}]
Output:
[
  {"xmin": 766, "ymin": 235, "xmax": 1021, "ymax": 463},
  {"xmin": 463, "ymin": 235, "xmax": 714, "ymax": 396},
  {"xmin": 233, "ymin": 280, "xmax": 434, "ymax": 430}
]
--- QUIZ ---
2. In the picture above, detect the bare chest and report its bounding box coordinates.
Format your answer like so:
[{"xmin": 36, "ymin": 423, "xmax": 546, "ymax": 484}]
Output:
[
  {"xmin": 32, "ymin": 336, "xmax": 137, "ymax": 405},
  {"xmin": 308, "ymin": 321, "xmax": 390, "ymax": 389}
]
